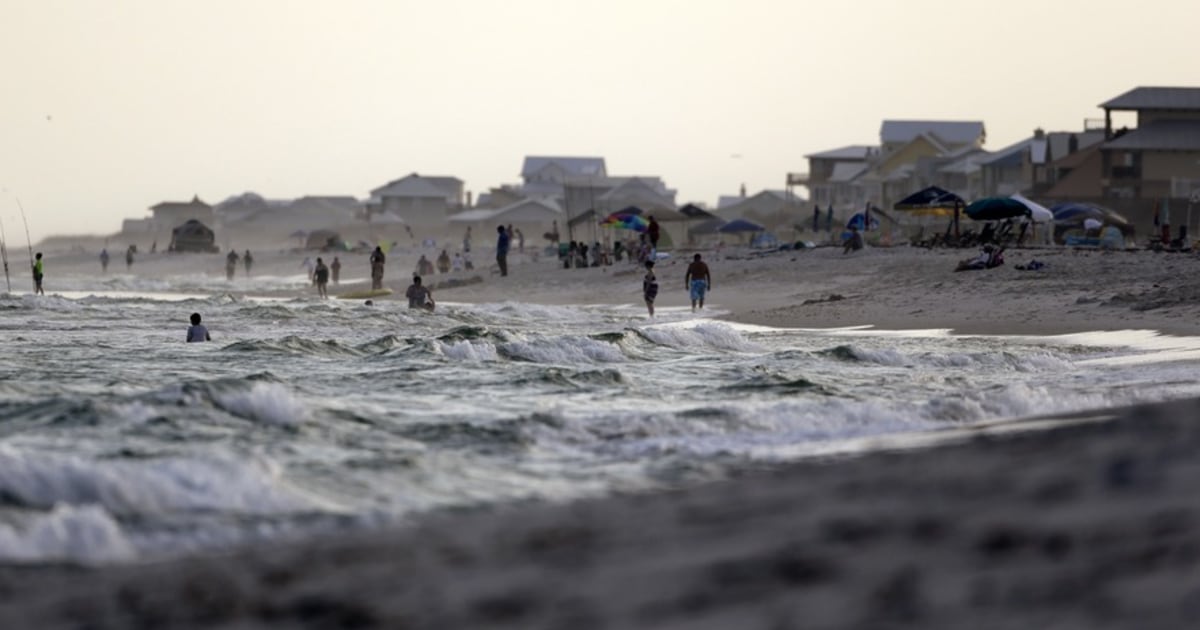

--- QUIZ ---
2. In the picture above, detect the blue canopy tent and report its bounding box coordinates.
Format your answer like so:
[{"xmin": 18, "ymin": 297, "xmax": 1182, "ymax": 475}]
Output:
[
  {"xmin": 845, "ymin": 212, "xmax": 880, "ymax": 231},
  {"xmin": 1051, "ymin": 202, "xmax": 1135, "ymax": 244}
]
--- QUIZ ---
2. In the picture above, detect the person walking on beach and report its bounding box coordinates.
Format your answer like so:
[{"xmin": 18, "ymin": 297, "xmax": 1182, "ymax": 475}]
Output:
[
  {"xmin": 405, "ymin": 275, "xmax": 435, "ymax": 312},
  {"xmin": 243, "ymin": 250, "xmax": 254, "ymax": 276},
  {"xmin": 125, "ymin": 246, "xmax": 135, "ymax": 270},
  {"xmin": 32, "ymin": 252, "xmax": 44, "ymax": 295},
  {"xmin": 313, "ymin": 257, "xmax": 330, "ymax": 299},
  {"xmin": 99, "ymin": 248, "xmax": 110, "ymax": 273},
  {"xmin": 642, "ymin": 260, "xmax": 659, "ymax": 317},
  {"xmin": 225, "ymin": 250, "xmax": 240, "ymax": 281},
  {"xmin": 370, "ymin": 246, "xmax": 386, "ymax": 290},
  {"xmin": 186, "ymin": 312, "xmax": 211, "ymax": 342},
  {"xmin": 463, "ymin": 227, "xmax": 472, "ymax": 254},
  {"xmin": 685, "ymin": 253, "xmax": 711, "ymax": 311},
  {"xmin": 496, "ymin": 225, "xmax": 510, "ymax": 277},
  {"xmin": 330, "ymin": 257, "xmax": 341, "ymax": 284}
]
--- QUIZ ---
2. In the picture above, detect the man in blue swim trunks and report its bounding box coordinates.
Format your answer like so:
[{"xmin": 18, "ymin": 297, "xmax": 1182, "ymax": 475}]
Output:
[{"xmin": 685, "ymin": 253, "xmax": 711, "ymax": 311}]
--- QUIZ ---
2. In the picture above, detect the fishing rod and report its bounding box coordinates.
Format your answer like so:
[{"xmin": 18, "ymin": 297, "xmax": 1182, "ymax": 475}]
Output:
[
  {"xmin": 15, "ymin": 198, "xmax": 34, "ymax": 292},
  {"xmin": 0, "ymin": 215, "xmax": 10, "ymax": 293}
]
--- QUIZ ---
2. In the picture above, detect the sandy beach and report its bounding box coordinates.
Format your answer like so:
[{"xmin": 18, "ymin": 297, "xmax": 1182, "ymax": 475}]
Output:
[{"xmin": 4, "ymin": 241, "xmax": 1200, "ymax": 628}]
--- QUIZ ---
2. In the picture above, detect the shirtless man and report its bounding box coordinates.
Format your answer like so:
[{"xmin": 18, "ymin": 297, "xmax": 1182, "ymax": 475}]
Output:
[
  {"xmin": 684, "ymin": 253, "xmax": 711, "ymax": 311},
  {"xmin": 405, "ymin": 275, "xmax": 435, "ymax": 312}
]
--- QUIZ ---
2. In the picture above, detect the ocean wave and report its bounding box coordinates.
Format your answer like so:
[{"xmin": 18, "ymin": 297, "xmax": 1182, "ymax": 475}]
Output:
[
  {"xmin": 0, "ymin": 503, "xmax": 135, "ymax": 564},
  {"xmin": 635, "ymin": 322, "xmax": 763, "ymax": 352},
  {"xmin": 0, "ymin": 443, "xmax": 322, "ymax": 516},
  {"xmin": 222, "ymin": 336, "xmax": 366, "ymax": 358},
  {"xmin": 498, "ymin": 334, "xmax": 628, "ymax": 364}
]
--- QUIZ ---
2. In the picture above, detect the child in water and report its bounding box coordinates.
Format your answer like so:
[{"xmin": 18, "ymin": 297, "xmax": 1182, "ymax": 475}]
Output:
[{"xmin": 186, "ymin": 312, "xmax": 211, "ymax": 342}]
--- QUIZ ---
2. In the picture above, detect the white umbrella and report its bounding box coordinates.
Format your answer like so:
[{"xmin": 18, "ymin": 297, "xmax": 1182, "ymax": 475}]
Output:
[{"xmin": 1010, "ymin": 193, "xmax": 1053, "ymax": 223}]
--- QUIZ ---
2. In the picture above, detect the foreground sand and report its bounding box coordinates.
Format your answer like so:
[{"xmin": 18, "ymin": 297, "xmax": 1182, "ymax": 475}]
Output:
[
  {"xmin": 2, "ymin": 397, "xmax": 1198, "ymax": 629},
  {"xmin": 6, "ymin": 243, "xmax": 1200, "ymax": 628}
]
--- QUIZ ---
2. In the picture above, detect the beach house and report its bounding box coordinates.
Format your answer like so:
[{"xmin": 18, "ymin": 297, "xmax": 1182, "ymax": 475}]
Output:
[{"xmin": 367, "ymin": 173, "xmax": 465, "ymax": 234}]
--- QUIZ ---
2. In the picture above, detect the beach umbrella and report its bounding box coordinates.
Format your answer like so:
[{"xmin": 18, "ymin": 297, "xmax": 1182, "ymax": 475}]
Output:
[
  {"xmin": 893, "ymin": 186, "xmax": 964, "ymax": 216},
  {"xmin": 717, "ymin": 218, "xmax": 766, "ymax": 234},
  {"xmin": 964, "ymin": 197, "xmax": 1031, "ymax": 221},
  {"xmin": 1009, "ymin": 193, "xmax": 1054, "ymax": 223},
  {"xmin": 600, "ymin": 212, "xmax": 649, "ymax": 232}
]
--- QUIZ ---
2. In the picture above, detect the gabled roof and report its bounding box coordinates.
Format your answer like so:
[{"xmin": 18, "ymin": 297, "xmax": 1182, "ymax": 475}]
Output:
[
  {"xmin": 1102, "ymin": 121, "xmax": 1200, "ymax": 151},
  {"xmin": 1101, "ymin": 87, "xmax": 1200, "ymax": 111},
  {"xmin": 805, "ymin": 145, "xmax": 874, "ymax": 160},
  {"xmin": 151, "ymin": 195, "xmax": 210, "ymax": 211},
  {"xmin": 980, "ymin": 130, "xmax": 1107, "ymax": 167},
  {"xmin": 714, "ymin": 189, "xmax": 806, "ymax": 219},
  {"xmin": 881, "ymin": 120, "xmax": 985, "ymax": 146},
  {"xmin": 447, "ymin": 198, "xmax": 563, "ymax": 224},
  {"xmin": 370, "ymin": 173, "xmax": 458, "ymax": 199},
  {"xmin": 598, "ymin": 176, "xmax": 676, "ymax": 205},
  {"xmin": 521, "ymin": 156, "xmax": 607, "ymax": 178}
]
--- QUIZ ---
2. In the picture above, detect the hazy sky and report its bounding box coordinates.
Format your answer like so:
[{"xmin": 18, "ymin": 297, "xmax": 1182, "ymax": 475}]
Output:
[{"xmin": 1, "ymin": 0, "xmax": 1197, "ymax": 242}]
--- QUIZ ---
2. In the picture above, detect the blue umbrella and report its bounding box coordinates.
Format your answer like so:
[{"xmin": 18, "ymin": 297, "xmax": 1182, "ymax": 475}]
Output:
[{"xmin": 964, "ymin": 197, "xmax": 1031, "ymax": 221}]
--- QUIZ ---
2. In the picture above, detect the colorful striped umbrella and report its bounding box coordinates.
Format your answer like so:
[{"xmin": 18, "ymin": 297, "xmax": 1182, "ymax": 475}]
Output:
[{"xmin": 600, "ymin": 212, "xmax": 649, "ymax": 232}]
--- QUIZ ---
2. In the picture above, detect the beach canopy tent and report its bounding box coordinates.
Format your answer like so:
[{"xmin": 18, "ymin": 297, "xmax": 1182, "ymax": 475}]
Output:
[
  {"xmin": 1051, "ymin": 202, "xmax": 1134, "ymax": 233},
  {"xmin": 1051, "ymin": 202, "xmax": 1135, "ymax": 243},
  {"xmin": 718, "ymin": 218, "xmax": 766, "ymax": 234},
  {"xmin": 169, "ymin": 219, "xmax": 218, "ymax": 253},
  {"xmin": 1010, "ymin": 193, "xmax": 1054, "ymax": 223},
  {"xmin": 893, "ymin": 186, "xmax": 964, "ymax": 216},
  {"xmin": 845, "ymin": 212, "xmax": 880, "ymax": 231},
  {"xmin": 305, "ymin": 229, "xmax": 343, "ymax": 250},
  {"xmin": 964, "ymin": 197, "xmax": 1031, "ymax": 222}
]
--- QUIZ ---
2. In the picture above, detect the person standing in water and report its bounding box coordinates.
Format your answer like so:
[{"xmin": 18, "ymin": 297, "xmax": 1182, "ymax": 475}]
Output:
[
  {"xmin": 313, "ymin": 257, "xmax": 330, "ymax": 299},
  {"xmin": 243, "ymin": 250, "xmax": 254, "ymax": 276},
  {"xmin": 225, "ymin": 249, "xmax": 240, "ymax": 280},
  {"xmin": 685, "ymin": 253, "xmax": 711, "ymax": 311},
  {"xmin": 331, "ymin": 257, "xmax": 341, "ymax": 284},
  {"xmin": 125, "ymin": 246, "xmax": 135, "ymax": 270},
  {"xmin": 369, "ymin": 246, "xmax": 386, "ymax": 290},
  {"xmin": 99, "ymin": 248, "xmax": 110, "ymax": 273},
  {"xmin": 405, "ymin": 275, "xmax": 435, "ymax": 311},
  {"xmin": 32, "ymin": 252, "xmax": 44, "ymax": 295},
  {"xmin": 495, "ymin": 225, "xmax": 510, "ymax": 277},
  {"xmin": 642, "ymin": 260, "xmax": 658, "ymax": 317},
  {"xmin": 186, "ymin": 312, "xmax": 211, "ymax": 342}
]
